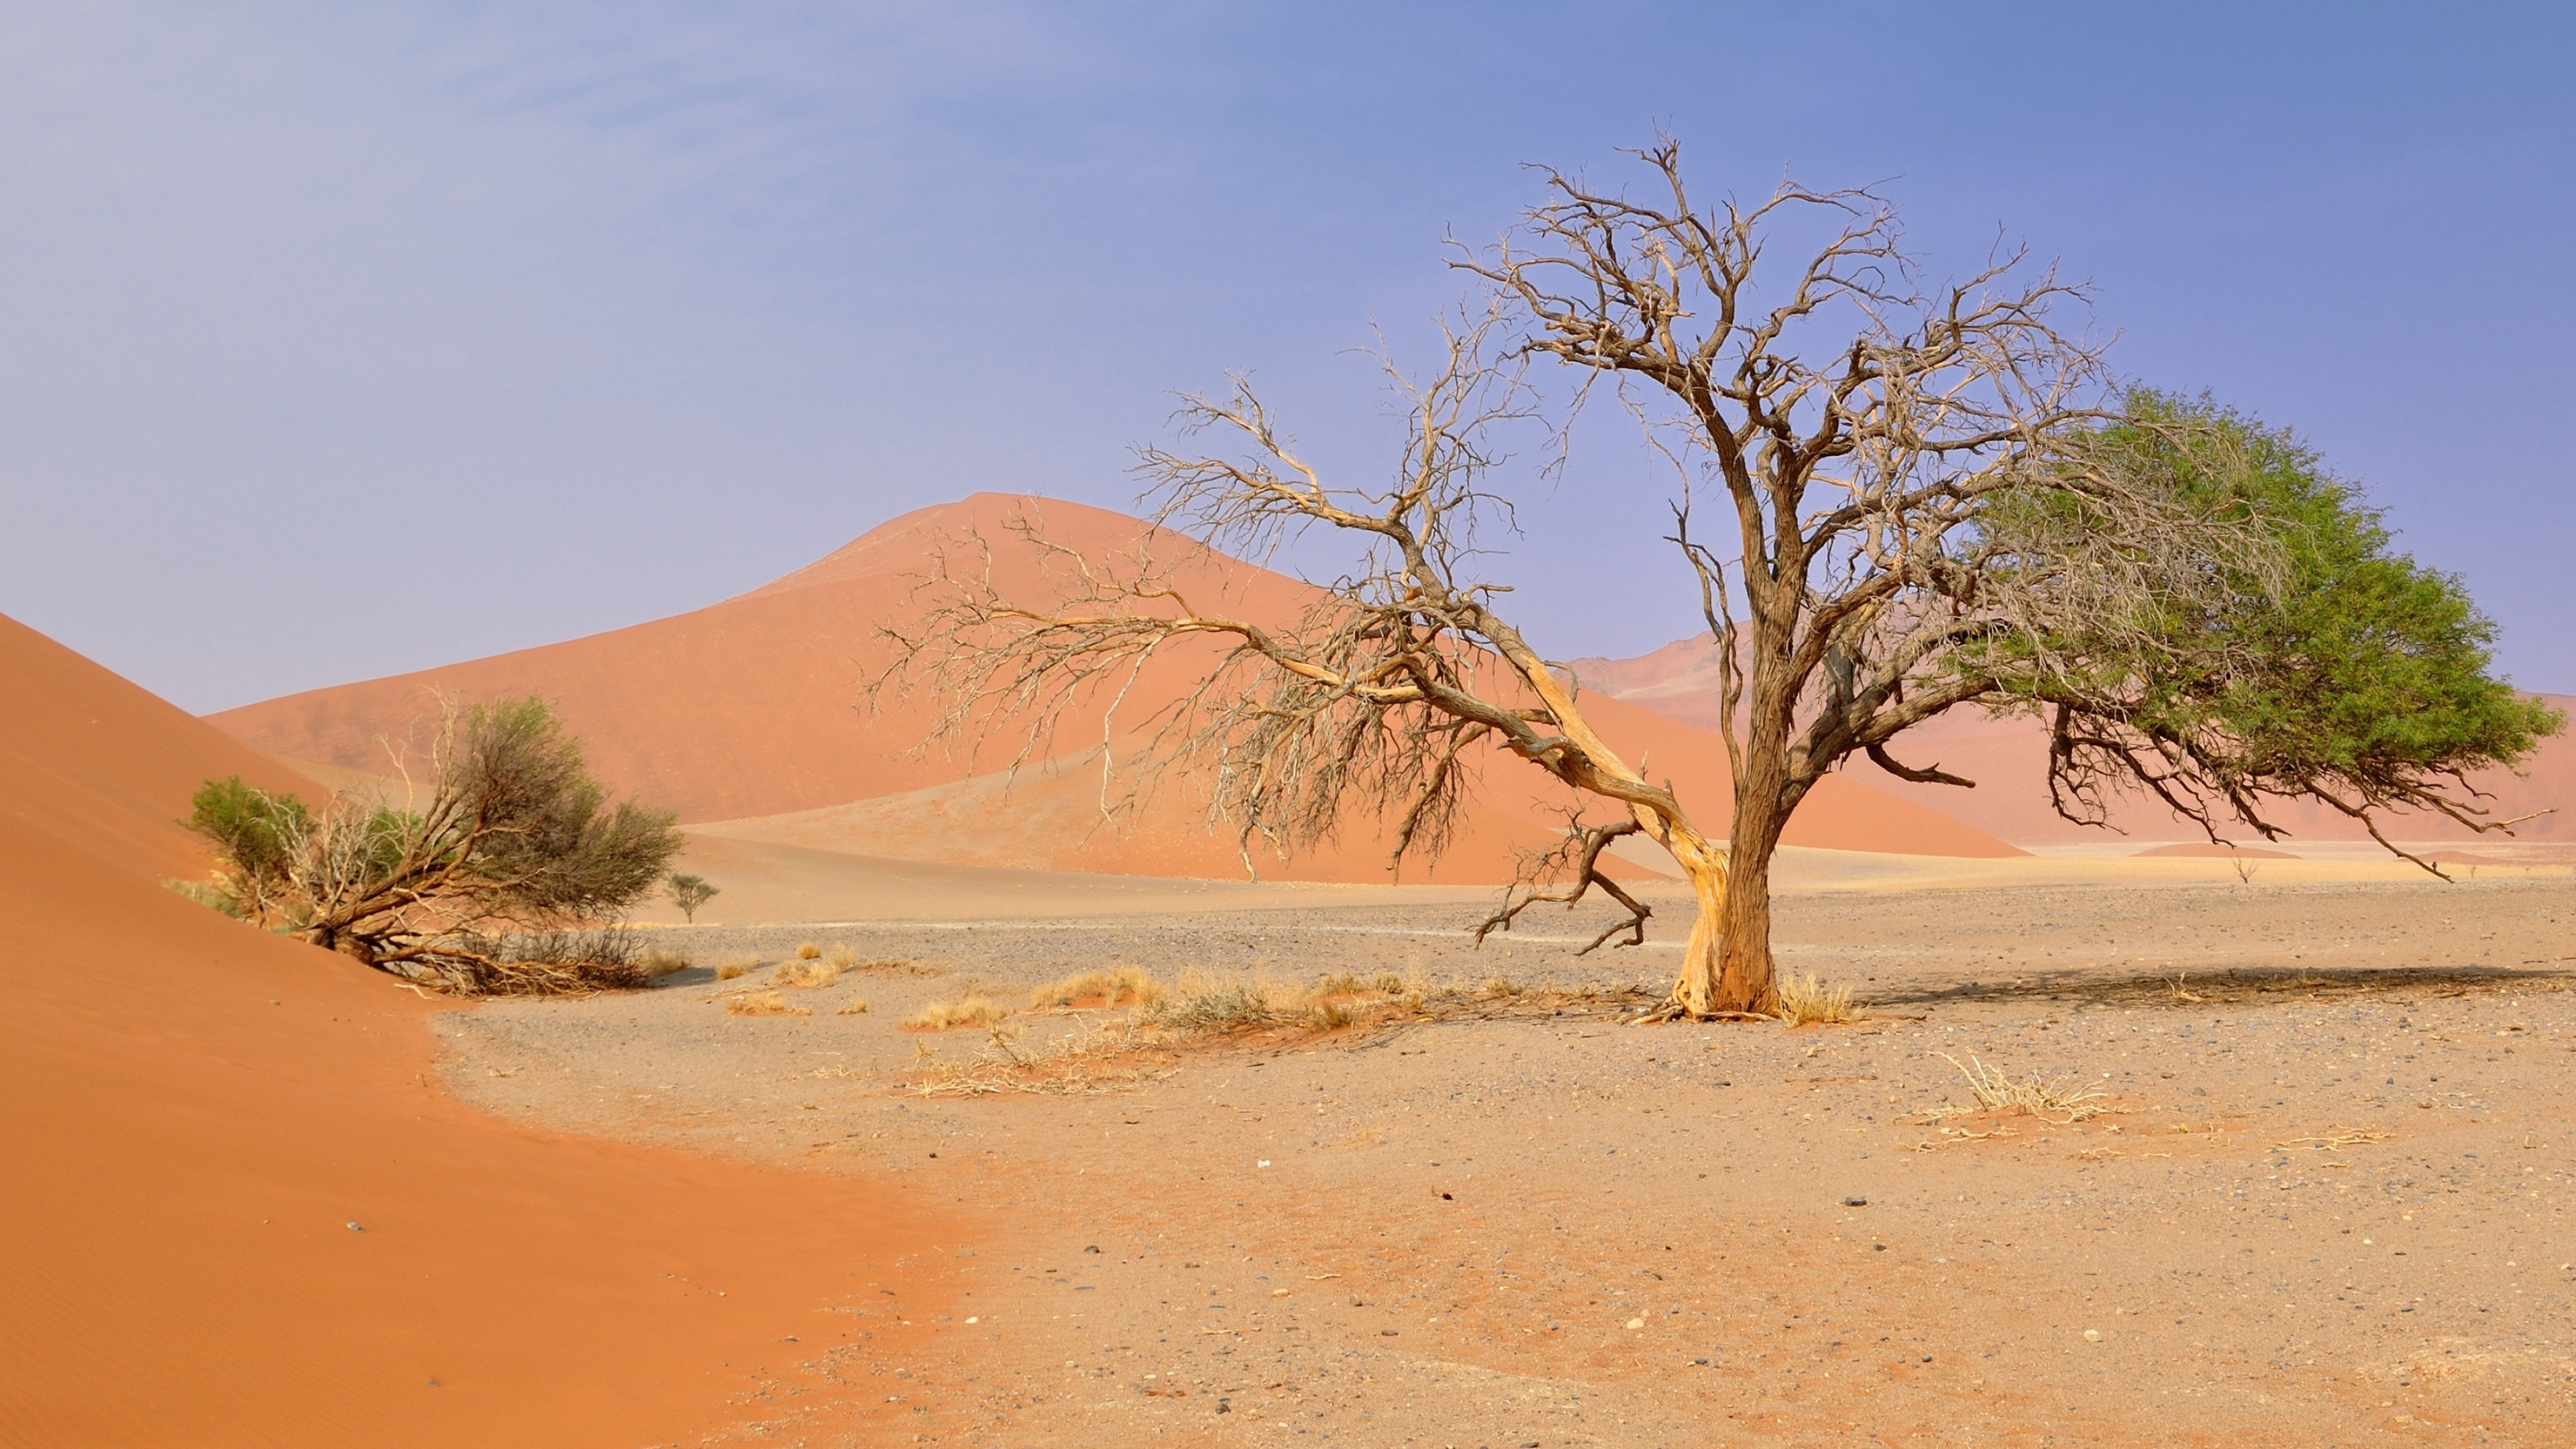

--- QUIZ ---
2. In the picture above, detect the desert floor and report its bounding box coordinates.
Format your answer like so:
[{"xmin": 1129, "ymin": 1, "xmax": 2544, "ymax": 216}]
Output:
[{"xmin": 443, "ymin": 863, "xmax": 2576, "ymax": 1448}]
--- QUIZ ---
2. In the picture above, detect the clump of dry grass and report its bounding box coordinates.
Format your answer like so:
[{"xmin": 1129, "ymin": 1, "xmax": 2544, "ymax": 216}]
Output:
[
  {"xmin": 824, "ymin": 943, "xmax": 857, "ymax": 969},
  {"xmin": 771, "ymin": 955, "xmax": 843, "ymax": 989},
  {"xmin": 908, "ymin": 1021, "xmax": 1179, "ymax": 1097},
  {"xmin": 835, "ymin": 996, "xmax": 869, "ymax": 1016},
  {"xmin": 714, "ymin": 956, "xmax": 758, "ymax": 981},
  {"xmin": 1772, "ymin": 971, "xmax": 1862, "ymax": 1025},
  {"xmin": 794, "ymin": 941, "xmax": 823, "ymax": 960},
  {"xmin": 1140, "ymin": 976, "xmax": 1278, "ymax": 1034},
  {"xmin": 1029, "ymin": 966, "xmax": 1165, "ymax": 1010},
  {"xmin": 639, "ymin": 947, "xmax": 692, "ymax": 978},
  {"xmin": 904, "ymin": 995, "xmax": 1011, "ymax": 1032},
  {"xmin": 1479, "ymin": 975, "xmax": 1525, "ymax": 999},
  {"xmin": 1935, "ymin": 1053, "xmax": 2117, "ymax": 1122},
  {"xmin": 727, "ymin": 991, "xmax": 812, "ymax": 1017}
]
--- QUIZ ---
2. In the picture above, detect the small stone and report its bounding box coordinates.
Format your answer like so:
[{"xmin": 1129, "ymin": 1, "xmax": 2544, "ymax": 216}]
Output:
[
  {"xmin": 2083, "ymin": 1329, "xmax": 2101, "ymax": 1342},
  {"xmin": 1215, "ymin": 1399, "xmax": 1231, "ymax": 1413},
  {"xmin": 425, "ymin": 1377, "xmax": 439, "ymax": 1388},
  {"xmin": 1085, "ymin": 1245, "xmax": 1101, "ymax": 1253},
  {"xmin": 345, "ymin": 1222, "xmax": 363, "ymax": 1232},
  {"xmin": 1380, "ymin": 1329, "xmax": 1398, "ymax": 1336},
  {"xmin": 1625, "ymin": 1317, "xmax": 1646, "ymax": 1330},
  {"xmin": 1842, "ymin": 1196, "xmax": 1868, "ymax": 1207}
]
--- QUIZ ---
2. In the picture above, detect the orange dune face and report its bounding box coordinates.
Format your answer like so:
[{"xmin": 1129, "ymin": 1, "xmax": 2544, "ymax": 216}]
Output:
[
  {"xmin": 211, "ymin": 494, "xmax": 2021, "ymax": 872},
  {"xmin": 0, "ymin": 613, "xmax": 951, "ymax": 1447}
]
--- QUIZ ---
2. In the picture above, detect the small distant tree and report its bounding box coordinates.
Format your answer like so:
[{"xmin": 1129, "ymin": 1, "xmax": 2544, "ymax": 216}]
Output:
[
  {"xmin": 185, "ymin": 697, "xmax": 683, "ymax": 994},
  {"xmin": 869, "ymin": 138, "xmax": 2560, "ymax": 1019},
  {"xmin": 665, "ymin": 871, "xmax": 718, "ymax": 924}
]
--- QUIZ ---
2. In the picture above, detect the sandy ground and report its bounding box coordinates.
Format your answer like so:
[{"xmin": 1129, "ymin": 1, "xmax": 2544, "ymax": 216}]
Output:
[{"xmin": 439, "ymin": 868, "xmax": 2576, "ymax": 1447}]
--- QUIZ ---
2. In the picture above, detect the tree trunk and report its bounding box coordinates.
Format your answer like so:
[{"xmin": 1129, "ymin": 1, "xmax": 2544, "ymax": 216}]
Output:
[
  {"xmin": 1713, "ymin": 793, "xmax": 1786, "ymax": 1013},
  {"xmin": 1664, "ymin": 846, "xmax": 1729, "ymax": 1016}
]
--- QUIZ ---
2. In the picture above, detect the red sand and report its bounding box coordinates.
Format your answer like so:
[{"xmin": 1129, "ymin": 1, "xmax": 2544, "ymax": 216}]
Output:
[
  {"xmin": 211, "ymin": 494, "xmax": 2019, "ymax": 877},
  {"xmin": 1579, "ymin": 632, "xmax": 2573, "ymax": 847},
  {"xmin": 0, "ymin": 612, "xmax": 954, "ymax": 1447}
]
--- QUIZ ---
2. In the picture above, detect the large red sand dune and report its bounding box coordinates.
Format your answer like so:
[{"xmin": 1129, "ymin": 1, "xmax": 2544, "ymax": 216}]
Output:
[
  {"xmin": 0, "ymin": 612, "xmax": 950, "ymax": 1446},
  {"xmin": 1575, "ymin": 633, "xmax": 2573, "ymax": 847},
  {"xmin": 212, "ymin": 494, "xmax": 2019, "ymax": 880}
]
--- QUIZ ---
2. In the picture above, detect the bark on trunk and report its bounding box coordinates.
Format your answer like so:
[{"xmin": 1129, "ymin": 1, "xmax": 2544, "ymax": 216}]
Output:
[
  {"xmin": 1664, "ymin": 849, "xmax": 1729, "ymax": 1016},
  {"xmin": 1713, "ymin": 799, "xmax": 1784, "ymax": 1012}
]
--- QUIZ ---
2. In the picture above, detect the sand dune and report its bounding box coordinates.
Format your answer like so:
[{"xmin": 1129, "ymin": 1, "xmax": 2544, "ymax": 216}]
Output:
[
  {"xmin": 0, "ymin": 612, "xmax": 949, "ymax": 1446},
  {"xmin": 213, "ymin": 494, "xmax": 2021, "ymax": 877},
  {"xmin": 1576, "ymin": 632, "xmax": 2573, "ymax": 848}
]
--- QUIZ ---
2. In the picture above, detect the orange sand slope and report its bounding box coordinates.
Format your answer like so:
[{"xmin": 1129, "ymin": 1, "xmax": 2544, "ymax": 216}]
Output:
[
  {"xmin": 0, "ymin": 612, "xmax": 948, "ymax": 1448},
  {"xmin": 213, "ymin": 494, "xmax": 2019, "ymax": 879},
  {"xmin": 1577, "ymin": 633, "xmax": 2573, "ymax": 849}
]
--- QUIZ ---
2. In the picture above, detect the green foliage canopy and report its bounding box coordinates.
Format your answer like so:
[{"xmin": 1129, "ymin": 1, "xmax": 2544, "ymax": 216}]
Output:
[{"xmin": 1978, "ymin": 390, "xmax": 2563, "ymax": 860}]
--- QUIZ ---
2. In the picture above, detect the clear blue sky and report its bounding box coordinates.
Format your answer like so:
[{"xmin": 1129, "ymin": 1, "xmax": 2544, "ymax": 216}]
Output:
[{"xmin": 5, "ymin": 2, "xmax": 2569, "ymax": 710}]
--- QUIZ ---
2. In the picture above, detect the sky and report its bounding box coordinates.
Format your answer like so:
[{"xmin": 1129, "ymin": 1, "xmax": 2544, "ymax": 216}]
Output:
[{"xmin": 3, "ymin": 1, "xmax": 2569, "ymax": 712}]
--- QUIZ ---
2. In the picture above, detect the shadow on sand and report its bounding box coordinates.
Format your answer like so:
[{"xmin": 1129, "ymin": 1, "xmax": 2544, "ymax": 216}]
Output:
[{"xmin": 1870, "ymin": 961, "xmax": 2576, "ymax": 1012}]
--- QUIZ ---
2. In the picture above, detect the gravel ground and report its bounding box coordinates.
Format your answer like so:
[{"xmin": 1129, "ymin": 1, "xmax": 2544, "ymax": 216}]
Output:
[{"xmin": 441, "ymin": 874, "xmax": 2576, "ymax": 1447}]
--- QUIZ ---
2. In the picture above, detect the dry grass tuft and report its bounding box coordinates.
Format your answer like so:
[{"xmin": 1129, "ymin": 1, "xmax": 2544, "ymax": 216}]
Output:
[
  {"xmin": 1141, "ymin": 977, "xmax": 1277, "ymax": 1034},
  {"xmin": 1305, "ymin": 998, "xmax": 1356, "ymax": 1031},
  {"xmin": 714, "ymin": 956, "xmax": 757, "ymax": 981},
  {"xmin": 824, "ymin": 943, "xmax": 857, "ymax": 969},
  {"xmin": 835, "ymin": 996, "xmax": 870, "ymax": 1016},
  {"xmin": 1029, "ymin": 966, "xmax": 1165, "ymax": 1011},
  {"xmin": 1773, "ymin": 971, "xmax": 1862, "ymax": 1025},
  {"xmin": 639, "ymin": 948, "xmax": 692, "ymax": 978},
  {"xmin": 904, "ymin": 995, "xmax": 1011, "ymax": 1032},
  {"xmin": 794, "ymin": 941, "xmax": 822, "ymax": 961},
  {"xmin": 908, "ymin": 1021, "xmax": 1180, "ymax": 1097},
  {"xmin": 1935, "ymin": 1053, "xmax": 2118, "ymax": 1122},
  {"xmin": 727, "ymin": 991, "xmax": 812, "ymax": 1017},
  {"xmin": 771, "ymin": 956, "xmax": 843, "ymax": 989},
  {"xmin": 1479, "ymin": 976, "xmax": 1525, "ymax": 999}
]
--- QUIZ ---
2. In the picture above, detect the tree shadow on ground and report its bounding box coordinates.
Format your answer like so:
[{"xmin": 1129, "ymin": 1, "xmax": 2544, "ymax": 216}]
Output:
[{"xmin": 1871, "ymin": 963, "xmax": 2576, "ymax": 1012}]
